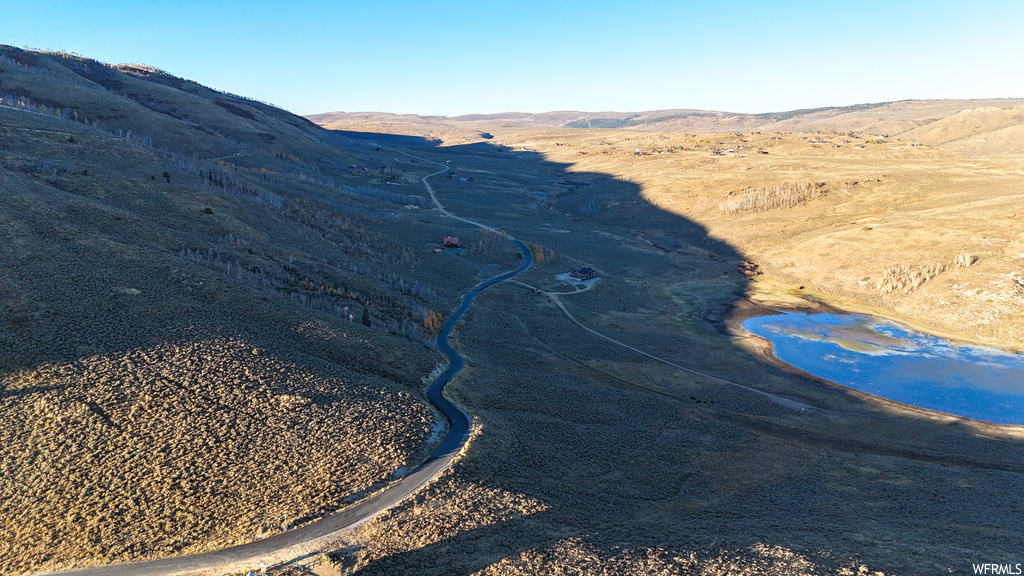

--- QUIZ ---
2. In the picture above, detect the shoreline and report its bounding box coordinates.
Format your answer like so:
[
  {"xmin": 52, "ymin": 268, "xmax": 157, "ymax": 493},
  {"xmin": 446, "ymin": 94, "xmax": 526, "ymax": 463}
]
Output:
[
  {"xmin": 736, "ymin": 278, "xmax": 1024, "ymax": 354},
  {"xmin": 726, "ymin": 295, "xmax": 1024, "ymax": 437}
]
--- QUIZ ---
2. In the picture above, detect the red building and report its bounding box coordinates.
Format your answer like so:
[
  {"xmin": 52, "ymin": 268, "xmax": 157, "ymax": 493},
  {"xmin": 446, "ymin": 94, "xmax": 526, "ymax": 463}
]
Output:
[{"xmin": 443, "ymin": 237, "xmax": 461, "ymax": 249}]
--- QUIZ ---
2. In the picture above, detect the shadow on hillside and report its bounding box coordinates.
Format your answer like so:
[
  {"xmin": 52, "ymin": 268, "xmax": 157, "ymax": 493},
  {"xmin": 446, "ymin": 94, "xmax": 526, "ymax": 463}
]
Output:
[
  {"xmin": 1, "ymin": 97, "xmax": 1021, "ymax": 573},
  {"xmin": 324, "ymin": 132, "xmax": 1024, "ymax": 576},
  {"xmin": 326, "ymin": 129, "xmax": 443, "ymax": 150}
]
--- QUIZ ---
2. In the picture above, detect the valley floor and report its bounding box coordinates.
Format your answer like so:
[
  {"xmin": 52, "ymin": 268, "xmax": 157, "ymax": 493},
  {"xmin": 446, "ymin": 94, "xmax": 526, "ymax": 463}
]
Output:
[{"xmin": 281, "ymin": 129, "xmax": 1024, "ymax": 576}]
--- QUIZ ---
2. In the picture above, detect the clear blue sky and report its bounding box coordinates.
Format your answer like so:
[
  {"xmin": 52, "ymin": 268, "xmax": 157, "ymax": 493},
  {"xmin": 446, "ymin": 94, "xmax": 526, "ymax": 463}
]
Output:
[{"xmin": 3, "ymin": 1, "xmax": 1023, "ymax": 116}]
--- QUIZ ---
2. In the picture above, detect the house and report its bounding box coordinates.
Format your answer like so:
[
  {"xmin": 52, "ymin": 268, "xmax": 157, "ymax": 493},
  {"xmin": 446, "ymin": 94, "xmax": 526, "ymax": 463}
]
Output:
[
  {"xmin": 571, "ymin": 267, "xmax": 598, "ymax": 281},
  {"xmin": 432, "ymin": 248, "xmax": 444, "ymax": 254},
  {"xmin": 443, "ymin": 237, "xmax": 461, "ymax": 249}
]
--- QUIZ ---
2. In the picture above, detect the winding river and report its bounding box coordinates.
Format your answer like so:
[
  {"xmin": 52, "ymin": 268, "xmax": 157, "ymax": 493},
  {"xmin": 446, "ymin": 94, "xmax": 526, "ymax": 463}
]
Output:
[{"xmin": 743, "ymin": 312, "xmax": 1024, "ymax": 425}]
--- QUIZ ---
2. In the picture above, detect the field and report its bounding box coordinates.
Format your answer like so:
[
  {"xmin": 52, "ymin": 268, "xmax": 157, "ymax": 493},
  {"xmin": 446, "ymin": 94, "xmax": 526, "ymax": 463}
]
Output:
[
  {"xmin": 318, "ymin": 108, "xmax": 1024, "ymax": 350},
  {"xmin": 298, "ymin": 109, "xmax": 1024, "ymax": 576},
  {"xmin": 5, "ymin": 42, "xmax": 1024, "ymax": 575},
  {"xmin": 492, "ymin": 123, "xmax": 1024, "ymax": 351}
]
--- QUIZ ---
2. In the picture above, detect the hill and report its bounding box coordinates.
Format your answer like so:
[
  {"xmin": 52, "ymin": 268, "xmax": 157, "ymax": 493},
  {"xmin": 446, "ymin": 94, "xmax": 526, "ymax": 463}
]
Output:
[
  {"xmin": 312, "ymin": 99, "xmax": 1024, "ymax": 153},
  {"xmin": 0, "ymin": 45, "xmax": 512, "ymax": 573},
  {"xmin": 6, "ymin": 44, "xmax": 1024, "ymax": 576},
  {"xmin": 306, "ymin": 101, "xmax": 1024, "ymax": 576},
  {"xmin": 309, "ymin": 100, "xmax": 1024, "ymax": 351}
]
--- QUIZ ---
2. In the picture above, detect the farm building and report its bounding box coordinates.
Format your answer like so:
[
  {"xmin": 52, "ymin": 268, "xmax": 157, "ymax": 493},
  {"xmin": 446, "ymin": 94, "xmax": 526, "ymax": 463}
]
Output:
[
  {"xmin": 443, "ymin": 237, "xmax": 461, "ymax": 249},
  {"xmin": 571, "ymin": 267, "xmax": 598, "ymax": 281}
]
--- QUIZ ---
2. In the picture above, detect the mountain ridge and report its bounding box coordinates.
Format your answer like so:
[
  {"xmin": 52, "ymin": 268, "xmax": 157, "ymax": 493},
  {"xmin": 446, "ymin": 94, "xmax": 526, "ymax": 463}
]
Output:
[{"xmin": 309, "ymin": 98, "xmax": 1024, "ymax": 139}]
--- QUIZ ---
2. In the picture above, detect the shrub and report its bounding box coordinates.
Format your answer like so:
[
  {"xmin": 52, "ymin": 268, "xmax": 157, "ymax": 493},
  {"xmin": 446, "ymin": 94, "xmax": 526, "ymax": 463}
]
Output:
[
  {"xmin": 878, "ymin": 263, "xmax": 947, "ymax": 294},
  {"xmin": 719, "ymin": 181, "xmax": 825, "ymax": 213},
  {"xmin": 954, "ymin": 253, "xmax": 978, "ymax": 268}
]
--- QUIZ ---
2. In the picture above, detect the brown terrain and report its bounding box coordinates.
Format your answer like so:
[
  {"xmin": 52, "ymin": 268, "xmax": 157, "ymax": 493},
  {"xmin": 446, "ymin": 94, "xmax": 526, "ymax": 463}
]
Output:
[
  {"xmin": 316, "ymin": 102, "xmax": 1024, "ymax": 350},
  {"xmin": 0, "ymin": 45, "xmax": 502, "ymax": 573},
  {"xmin": 304, "ymin": 103, "xmax": 1024, "ymax": 576},
  {"xmin": 4, "ymin": 41, "xmax": 1024, "ymax": 576}
]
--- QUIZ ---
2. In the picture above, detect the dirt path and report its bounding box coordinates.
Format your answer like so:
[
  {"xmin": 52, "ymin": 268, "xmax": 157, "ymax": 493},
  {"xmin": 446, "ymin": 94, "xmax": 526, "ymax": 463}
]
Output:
[{"xmin": 511, "ymin": 280, "xmax": 811, "ymax": 412}]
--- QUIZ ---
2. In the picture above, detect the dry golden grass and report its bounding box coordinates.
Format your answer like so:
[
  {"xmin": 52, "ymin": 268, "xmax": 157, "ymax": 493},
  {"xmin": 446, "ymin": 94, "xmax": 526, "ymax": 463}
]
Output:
[
  {"xmin": 0, "ymin": 339, "xmax": 434, "ymax": 573},
  {"xmin": 477, "ymin": 122, "xmax": 1024, "ymax": 349},
  {"xmin": 328, "ymin": 464, "xmax": 879, "ymax": 576},
  {"xmin": 0, "ymin": 46, "xmax": 511, "ymax": 573},
  {"xmin": 299, "ymin": 113, "xmax": 1024, "ymax": 576},
  {"xmin": 352, "ymin": 469, "xmax": 549, "ymax": 565},
  {"xmin": 316, "ymin": 105, "xmax": 1024, "ymax": 351},
  {"xmin": 476, "ymin": 540, "xmax": 878, "ymax": 576},
  {"xmin": 7, "ymin": 43, "xmax": 1024, "ymax": 575}
]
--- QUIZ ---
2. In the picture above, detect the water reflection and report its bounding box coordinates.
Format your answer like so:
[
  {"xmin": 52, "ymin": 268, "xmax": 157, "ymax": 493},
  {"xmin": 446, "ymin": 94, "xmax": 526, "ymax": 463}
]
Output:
[{"xmin": 743, "ymin": 312, "xmax": 1024, "ymax": 425}]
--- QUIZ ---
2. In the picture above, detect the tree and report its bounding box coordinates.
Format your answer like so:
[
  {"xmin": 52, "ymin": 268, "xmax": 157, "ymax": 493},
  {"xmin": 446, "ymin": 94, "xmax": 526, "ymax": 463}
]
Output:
[
  {"xmin": 361, "ymin": 307, "xmax": 371, "ymax": 327},
  {"xmin": 162, "ymin": 171, "xmax": 171, "ymax": 183},
  {"xmin": 423, "ymin": 311, "xmax": 443, "ymax": 335}
]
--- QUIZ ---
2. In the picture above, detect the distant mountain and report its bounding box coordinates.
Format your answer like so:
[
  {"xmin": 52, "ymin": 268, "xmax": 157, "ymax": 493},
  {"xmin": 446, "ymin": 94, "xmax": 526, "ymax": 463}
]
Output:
[{"xmin": 309, "ymin": 99, "xmax": 1024, "ymax": 150}]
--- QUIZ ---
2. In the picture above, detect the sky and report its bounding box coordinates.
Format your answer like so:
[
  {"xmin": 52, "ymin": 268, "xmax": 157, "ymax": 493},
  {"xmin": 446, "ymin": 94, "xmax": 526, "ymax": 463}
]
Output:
[{"xmin": 3, "ymin": 0, "xmax": 1023, "ymax": 116}]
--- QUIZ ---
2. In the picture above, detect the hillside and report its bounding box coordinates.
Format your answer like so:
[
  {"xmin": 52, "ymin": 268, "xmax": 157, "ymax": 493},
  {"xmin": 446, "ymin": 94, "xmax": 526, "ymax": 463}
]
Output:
[
  {"xmin": 312, "ymin": 99, "xmax": 1024, "ymax": 152},
  {"xmin": 430, "ymin": 122, "xmax": 1023, "ymax": 352},
  {"xmin": 6, "ymin": 44, "xmax": 1024, "ymax": 576},
  {"xmin": 306, "ymin": 103, "xmax": 1024, "ymax": 576},
  {"xmin": 0, "ymin": 45, "xmax": 511, "ymax": 573},
  {"xmin": 311, "ymin": 100, "xmax": 1024, "ymax": 351}
]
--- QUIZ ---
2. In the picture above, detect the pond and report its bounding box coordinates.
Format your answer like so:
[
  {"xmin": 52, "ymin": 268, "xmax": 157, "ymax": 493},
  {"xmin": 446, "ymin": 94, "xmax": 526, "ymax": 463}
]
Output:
[{"xmin": 742, "ymin": 312, "xmax": 1024, "ymax": 425}]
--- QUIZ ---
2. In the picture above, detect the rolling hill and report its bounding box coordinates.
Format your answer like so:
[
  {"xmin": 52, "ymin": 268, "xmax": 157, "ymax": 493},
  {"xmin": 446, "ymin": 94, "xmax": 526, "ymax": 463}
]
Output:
[
  {"xmin": 311, "ymin": 98, "xmax": 1024, "ymax": 154},
  {"xmin": 305, "ymin": 98, "xmax": 1024, "ymax": 576},
  {"xmin": 0, "ymin": 45, "xmax": 498, "ymax": 573},
  {"xmin": 6, "ymin": 42, "xmax": 1024, "ymax": 576}
]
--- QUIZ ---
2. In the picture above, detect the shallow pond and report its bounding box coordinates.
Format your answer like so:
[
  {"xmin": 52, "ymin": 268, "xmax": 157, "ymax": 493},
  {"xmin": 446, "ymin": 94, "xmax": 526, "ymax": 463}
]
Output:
[{"xmin": 743, "ymin": 312, "xmax": 1024, "ymax": 425}]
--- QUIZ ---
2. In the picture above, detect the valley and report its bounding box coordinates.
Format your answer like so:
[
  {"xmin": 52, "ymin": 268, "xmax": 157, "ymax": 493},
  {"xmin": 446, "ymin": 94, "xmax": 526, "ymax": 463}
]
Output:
[{"xmin": 3, "ymin": 44, "xmax": 1024, "ymax": 576}]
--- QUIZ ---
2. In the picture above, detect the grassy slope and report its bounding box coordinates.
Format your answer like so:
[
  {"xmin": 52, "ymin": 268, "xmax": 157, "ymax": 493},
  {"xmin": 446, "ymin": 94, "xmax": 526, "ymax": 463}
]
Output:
[
  {"xmin": 6, "ymin": 43, "xmax": 1023, "ymax": 574},
  {"xmin": 304, "ymin": 114, "xmax": 1024, "ymax": 576},
  {"xmin": 303, "ymin": 107, "xmax": 1024, "ymax": 365},
  {"xmin": 311, "ymin": 98, "xmax": 1024, "ymax": 137},
  {"xmin": 468, "ymin": 124, "xmax": 1024, "ymax": 351},
  {"xmin": 0, "ymin": 46, "xmax": 510, "ymax": 573}
]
